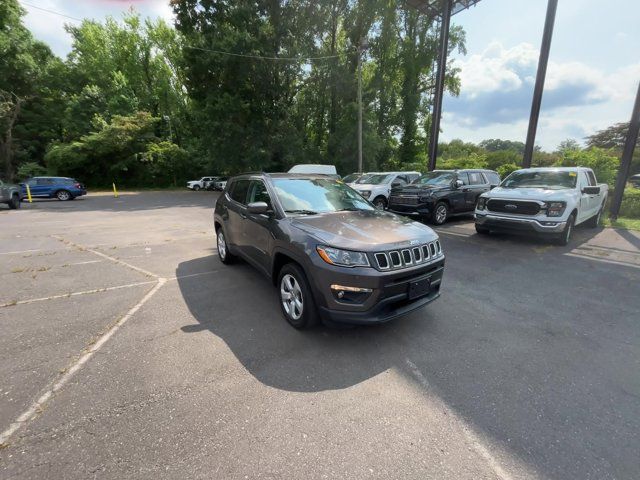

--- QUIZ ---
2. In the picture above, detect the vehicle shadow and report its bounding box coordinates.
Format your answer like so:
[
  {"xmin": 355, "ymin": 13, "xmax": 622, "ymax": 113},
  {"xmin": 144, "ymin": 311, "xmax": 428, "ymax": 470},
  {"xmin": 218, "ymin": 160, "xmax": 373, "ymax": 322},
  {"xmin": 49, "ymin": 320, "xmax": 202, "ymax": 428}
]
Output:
[{"xmin": 176, "ymin": 255, "xmax": 439, "ymax": 392}]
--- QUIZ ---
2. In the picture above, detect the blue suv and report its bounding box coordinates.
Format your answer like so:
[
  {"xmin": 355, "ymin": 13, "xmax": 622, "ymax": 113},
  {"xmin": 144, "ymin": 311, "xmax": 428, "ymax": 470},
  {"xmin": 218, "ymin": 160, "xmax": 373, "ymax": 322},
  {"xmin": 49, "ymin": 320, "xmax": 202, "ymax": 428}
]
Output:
[{"xmin": 21, "ymin": 177, "xmax": 87, "ymax": 201}]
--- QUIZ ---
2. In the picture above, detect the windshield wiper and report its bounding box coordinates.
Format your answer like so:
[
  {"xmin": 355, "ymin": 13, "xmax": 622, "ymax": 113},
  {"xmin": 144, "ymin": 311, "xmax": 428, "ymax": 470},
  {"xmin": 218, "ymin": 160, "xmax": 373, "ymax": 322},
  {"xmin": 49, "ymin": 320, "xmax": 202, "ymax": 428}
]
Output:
[
  {"xmin": 284, "ymin": 209, "xmax": 318, "ymax": 215},
  {"xmin": 337, "ymin": 207, "xmax": 361, "ymax": 211}
]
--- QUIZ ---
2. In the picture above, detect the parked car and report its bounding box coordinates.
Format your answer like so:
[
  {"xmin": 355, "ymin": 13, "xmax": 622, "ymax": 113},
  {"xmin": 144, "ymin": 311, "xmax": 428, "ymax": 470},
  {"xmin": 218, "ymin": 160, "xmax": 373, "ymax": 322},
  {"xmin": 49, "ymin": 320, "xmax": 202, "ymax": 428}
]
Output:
[
  {"xmin": 20, "ymin": 177, "xmax": 86, "ymax": 201},
  {"xmin": 187, "ymin": 176, "xmax": 217, "ymax": 191},
  {"xmin": 351, "ymin": 171, "xmax": 421, "ymax": 209},
  {"xmin": 0, "ymin": 179, "xmax": 21, "ymax": 209},
  {"xmin": 209, "ymin": 177, "xmax": 228, "ymax": 191},
  {"xmin": 388, "ymin": 169, "xmax": 500, "ymax": 225},
  {"xmin": 475, "ymin": 167, "xmax": 608, "ymax": 245},
  {"xmin": 213, "ymin": 173, "xmax": 445, "ymax": 329},
  {"xmin": 630, "ymin": 173, "xmax": 640, "ymax": 188}
]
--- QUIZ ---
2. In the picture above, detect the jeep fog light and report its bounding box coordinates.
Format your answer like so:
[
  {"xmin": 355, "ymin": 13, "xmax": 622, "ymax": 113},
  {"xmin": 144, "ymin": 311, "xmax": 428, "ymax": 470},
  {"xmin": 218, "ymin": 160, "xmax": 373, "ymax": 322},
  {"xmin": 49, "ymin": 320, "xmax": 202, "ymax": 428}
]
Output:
[{"xmin": 330, "ymin": 284, "xmax": 373, "ymax": 303}]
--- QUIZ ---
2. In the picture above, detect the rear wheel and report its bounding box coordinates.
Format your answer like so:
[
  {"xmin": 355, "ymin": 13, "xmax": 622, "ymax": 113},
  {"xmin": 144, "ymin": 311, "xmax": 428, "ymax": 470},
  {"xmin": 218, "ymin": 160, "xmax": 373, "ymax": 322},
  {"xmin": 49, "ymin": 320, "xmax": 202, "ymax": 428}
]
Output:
[
  {"xmin": 193, "ymin": 185, "xmax": 201, "ymax": 191},
  {"xmin": 8, "ymin": 194, "xmax": 21, "ymax": 209},
  {"xmin": 278, "ymin": 263, "xmax": 318, "ymax": 329},
  {"xmin": 372, "ymin": 196, "xmax": 387, "ymax": 210},
  {"xmin": 56, "ymin": 190, "xmax": 72, "ymax": 201},
  {"xmin": 216, "ymin": 228, "xmax": 236, "ymax": 264},
  {"xmin": 586, "ymin": 204, "xmax": 603, "ymax": 228},
  {"xmin": 555, "ymin": 213, "xmax": 575, "ymax": 246},
  {"xmin": 431, "ymin": 202, "xmax": 449, "ymax": 225}
]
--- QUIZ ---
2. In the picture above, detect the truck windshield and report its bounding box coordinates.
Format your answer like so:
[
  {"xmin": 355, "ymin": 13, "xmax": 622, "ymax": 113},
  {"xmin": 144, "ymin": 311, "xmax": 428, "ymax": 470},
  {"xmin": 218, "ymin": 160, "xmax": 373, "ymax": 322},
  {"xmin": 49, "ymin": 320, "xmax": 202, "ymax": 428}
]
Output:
[
  {"xmin": 356, "ymin": 174, "xmax": 390, "ymax": 185},
  {"xmin": 273, "ymin": 178, "xmax": 374, "ymax": 214},
  {"xmin": 413, "ymin": 172, "xmax": 454, "ymax": 186},
  {"xmin": 502, "ymin": 171, "xmax": 577, "ymax": 190}
]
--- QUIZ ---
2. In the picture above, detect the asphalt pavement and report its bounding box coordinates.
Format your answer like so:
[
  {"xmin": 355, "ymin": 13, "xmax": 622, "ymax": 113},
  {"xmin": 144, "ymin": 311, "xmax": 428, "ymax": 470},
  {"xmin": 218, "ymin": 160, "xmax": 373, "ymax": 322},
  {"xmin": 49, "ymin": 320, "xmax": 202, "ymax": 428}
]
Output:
[{"xmin": 1, "ymin": 192, "xmax": 639, "ymax": 479}]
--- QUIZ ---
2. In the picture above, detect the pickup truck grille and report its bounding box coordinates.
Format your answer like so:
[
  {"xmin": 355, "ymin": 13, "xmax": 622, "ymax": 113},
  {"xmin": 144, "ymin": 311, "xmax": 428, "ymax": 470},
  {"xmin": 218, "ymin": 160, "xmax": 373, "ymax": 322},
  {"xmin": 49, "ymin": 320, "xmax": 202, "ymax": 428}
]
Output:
[
  {"xmin": 373, "ymin": 240, "xmax": 442, "ymax": 271},
  {"xmin": 389, "ymin": 195, "xmax": 419, "ymax": 206},
  {"xmin": 487, "ymin": 199, "xmax": 540, "ymax": 215}
]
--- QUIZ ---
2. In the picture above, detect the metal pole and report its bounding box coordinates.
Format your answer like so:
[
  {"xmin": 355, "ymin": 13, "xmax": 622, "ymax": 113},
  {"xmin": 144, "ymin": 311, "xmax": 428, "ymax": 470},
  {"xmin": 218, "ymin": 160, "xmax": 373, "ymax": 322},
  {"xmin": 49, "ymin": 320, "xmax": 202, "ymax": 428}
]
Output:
[
  {"xmin": 610, "ymin": 80, "xmax": 640, "ymax": 220},
  {"xmin": 427, "ymin": 0, "xmax": 452, "ymax": 171},
  {"xmin": 357, "ymin": 44, "xmax": 363, "ymax": 174},
  {"xmin": 523, "ymin": 0, "xmax": 558, "ymax": 168}
]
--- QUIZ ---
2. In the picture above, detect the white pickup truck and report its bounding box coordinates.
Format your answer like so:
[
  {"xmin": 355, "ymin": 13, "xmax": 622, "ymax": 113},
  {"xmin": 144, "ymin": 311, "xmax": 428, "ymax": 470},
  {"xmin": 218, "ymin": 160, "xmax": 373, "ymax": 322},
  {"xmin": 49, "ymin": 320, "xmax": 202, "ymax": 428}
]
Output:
[{"xmin": 474, "ymin": 167, "xmax": 608, "ymax": 245}]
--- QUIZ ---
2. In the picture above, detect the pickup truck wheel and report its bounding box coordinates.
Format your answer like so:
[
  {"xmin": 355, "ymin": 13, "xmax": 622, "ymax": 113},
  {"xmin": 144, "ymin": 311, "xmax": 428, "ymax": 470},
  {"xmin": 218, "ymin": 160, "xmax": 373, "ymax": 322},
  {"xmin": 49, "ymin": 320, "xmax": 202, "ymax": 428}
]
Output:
[
  {"xmin": 56, "ymin": 190, "xmax": 71, "ymax": 201},
  {"xmin": 278, "ymin": 263, "xmax": 318, "ymax": 329},
  {"xmin": 8, "ymin": 194, "xmax": 21, "ymax": 209},
  {"xmin": 556, "ymin": 213, "xmax": 575, "ymax": 246},
  {"xmin": 475, "ymin": 224, "xmax": 490, "ymax": 235},
  {"xmin": 193, "ymin": 185, "xmax": 201, "ymax": 191},
  {"xmin": 216, "ymin": 228, "xmax": 236, "ymax": 264},
  {"xmin": 372, "ymin": 196, "xmax": 387, "ymax": 210},
  {"xmin": 431, "ymin": 202, "xmax": 449, "ymax": 225},
  {"xmin": 586, "ymin": 206, "xmax": 603, "ymax": 228}
]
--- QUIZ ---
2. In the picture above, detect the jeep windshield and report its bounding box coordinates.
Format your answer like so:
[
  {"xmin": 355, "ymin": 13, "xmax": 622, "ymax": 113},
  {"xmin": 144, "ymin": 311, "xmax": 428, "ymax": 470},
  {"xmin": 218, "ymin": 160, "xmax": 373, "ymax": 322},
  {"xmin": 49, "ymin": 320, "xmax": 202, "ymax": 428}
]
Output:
[
  {"xmin": 502, "ymin": 171, "xmax": 577, "ymax": 190},
  {"xmin": 273, "ymin": 178, "xmax": 374, "ymax": 214},
  {"xmin": 413, "ymin": 172, "xmax": 454, "ymax": 186},
  {"xmin": 356, "ymin": 174, "xmax": 391, "ymax": 185}
]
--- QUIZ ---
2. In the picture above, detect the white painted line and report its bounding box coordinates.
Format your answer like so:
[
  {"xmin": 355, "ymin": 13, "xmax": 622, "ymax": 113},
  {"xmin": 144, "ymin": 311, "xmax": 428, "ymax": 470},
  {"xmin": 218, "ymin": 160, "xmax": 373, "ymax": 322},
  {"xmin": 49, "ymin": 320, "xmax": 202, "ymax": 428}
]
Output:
[
  {"xmin": 564, "ymin": 252, "xmax": 640, "ymax": 270},
  {"xmin": 0, "ymin": 280, "xmax": 157, "ymax": 308},
  {"xmin": 52, "ymin": 235, "xmax": 158, "ymax": 278},
  {"xmin": 405, "ymin": 359, "xmax": 513, "ymax": 480},
  {"xmin": 168, "ymin": 270, "xmax": 220, "ymax": 281},
  {"xmin": 0, "ymin": 249, "xmax": 42, "ymax": 256},
  {"xmin": 67, "ymin": 260, "xmax": 103, "ymax": 266},
  {"xmin": 0, "ymin": 278, "xmax": 166, "ymax": 446}
]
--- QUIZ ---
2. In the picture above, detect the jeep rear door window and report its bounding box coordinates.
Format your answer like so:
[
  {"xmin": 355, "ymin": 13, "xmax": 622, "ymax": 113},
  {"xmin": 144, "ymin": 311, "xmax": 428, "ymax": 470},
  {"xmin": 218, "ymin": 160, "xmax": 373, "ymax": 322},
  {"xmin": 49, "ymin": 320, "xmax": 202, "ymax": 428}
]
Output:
[
  {"xmin": 229, "ymin": 179, "xmax": 250, "ymax": 204},
  {"xmin": 273, "ymin": 178, "xmax": 374, "ymax": 214},
  {"xmin": 502, "ymin": 171, "xmax": 577, "ymax": 190},
  {"xmin": 414, "ymin": 172, "xmax": 455, "ymax": 186}
]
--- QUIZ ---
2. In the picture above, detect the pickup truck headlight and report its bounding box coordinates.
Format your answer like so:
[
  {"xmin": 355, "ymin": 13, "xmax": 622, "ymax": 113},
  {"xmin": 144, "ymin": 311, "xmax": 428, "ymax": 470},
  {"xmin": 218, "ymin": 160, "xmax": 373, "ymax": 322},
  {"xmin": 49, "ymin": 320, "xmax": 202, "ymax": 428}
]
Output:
[
  {"xmin": 545, "ymin": 201, "xmax": 566, "ymax": 217},
  {"xmin": 360, "ymin": 190, "xmax": 371, "ymax": 199},
  {"xmin": 317, "ymin": 245, "xmax": 370, "ymax": 267},
  {"xmin": 476, "ymin": 197, "xmax": 487, "ymax": 210}
]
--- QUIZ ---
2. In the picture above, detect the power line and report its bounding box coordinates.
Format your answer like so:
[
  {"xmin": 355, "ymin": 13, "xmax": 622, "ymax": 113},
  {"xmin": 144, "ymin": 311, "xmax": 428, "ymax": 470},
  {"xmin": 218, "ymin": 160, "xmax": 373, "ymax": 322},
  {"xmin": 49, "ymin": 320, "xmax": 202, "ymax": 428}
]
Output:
[
  {"xmin": 20, "ymin": 1, "xmax": 83, "ymax": 22},
  {"xmin": 183, "ymin": 45, "xmax": 339, "ymax": 62}
]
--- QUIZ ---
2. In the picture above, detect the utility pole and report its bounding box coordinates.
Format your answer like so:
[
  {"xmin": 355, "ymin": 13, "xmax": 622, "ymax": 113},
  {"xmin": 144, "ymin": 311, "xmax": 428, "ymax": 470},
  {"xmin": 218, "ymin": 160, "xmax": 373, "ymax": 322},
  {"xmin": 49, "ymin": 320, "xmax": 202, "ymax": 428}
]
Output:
[
  {"xmin": 523, "ymin": 0, "xmax": 558, "ymax": 167},
  {"xmin": 357, "ymin": 38, "xmax": 368, "ymax": 174},
  {"xmin": 610, "ymin": 80, "xmax": 640, "ymax": 220},
  {"xmin": 427, "ymin": 0, "xmax": 452, "ymax": 171}
]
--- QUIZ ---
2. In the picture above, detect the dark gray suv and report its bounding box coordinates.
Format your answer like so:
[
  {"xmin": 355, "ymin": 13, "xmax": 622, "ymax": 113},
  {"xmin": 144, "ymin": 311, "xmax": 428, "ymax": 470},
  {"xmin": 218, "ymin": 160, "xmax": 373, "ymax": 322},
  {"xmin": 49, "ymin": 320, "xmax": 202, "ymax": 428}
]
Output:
[{"xmin": 213, "ymin": 173, "xmax": 445, "ymax": 328}]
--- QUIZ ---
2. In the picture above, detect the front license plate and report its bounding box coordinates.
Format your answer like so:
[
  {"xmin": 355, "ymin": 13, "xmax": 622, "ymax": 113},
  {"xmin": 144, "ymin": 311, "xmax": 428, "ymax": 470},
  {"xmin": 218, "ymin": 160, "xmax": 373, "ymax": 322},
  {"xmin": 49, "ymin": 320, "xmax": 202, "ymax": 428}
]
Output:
[{"xmin": 408, "ymin": 278, "xmax": 431, "ymax": 300}]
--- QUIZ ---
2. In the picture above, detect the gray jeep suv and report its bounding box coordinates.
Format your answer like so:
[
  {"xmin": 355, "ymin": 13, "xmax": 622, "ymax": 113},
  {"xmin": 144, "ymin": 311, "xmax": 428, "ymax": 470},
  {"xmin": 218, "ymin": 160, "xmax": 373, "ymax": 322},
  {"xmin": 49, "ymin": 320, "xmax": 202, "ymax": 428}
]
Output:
[{"xmin": 213, "ymin": 173, "xmax": 445, "ymax": 328}]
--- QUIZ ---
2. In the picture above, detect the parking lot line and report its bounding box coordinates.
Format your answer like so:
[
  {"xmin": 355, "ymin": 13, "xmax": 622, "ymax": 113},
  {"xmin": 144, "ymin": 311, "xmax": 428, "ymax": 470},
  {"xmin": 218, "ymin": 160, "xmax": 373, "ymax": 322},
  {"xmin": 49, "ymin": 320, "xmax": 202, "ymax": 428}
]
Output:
[
  {"xmin": 0, "ymin": 249, "xmax": 42, "ymax": 256},
  {"xmin": 564, "ymin": 252, "xmax": 640, "ymax": 270},
  {"xmin": 0, "ymin": 280, "xmax": 157, "ymax": 308},
  {"xmin": 0, "ymin": 278, "xmax": 166, "ymax": 447},
  {"xmin": 405, "ymin": 359, "xmax": 514, "ymax": 480}
]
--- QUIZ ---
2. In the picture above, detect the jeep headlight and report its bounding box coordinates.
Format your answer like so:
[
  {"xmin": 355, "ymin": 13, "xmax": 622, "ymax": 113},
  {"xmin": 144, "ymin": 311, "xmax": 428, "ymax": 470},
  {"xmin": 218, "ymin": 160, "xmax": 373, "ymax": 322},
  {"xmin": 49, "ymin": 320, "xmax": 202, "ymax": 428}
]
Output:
[
  {"xmin": 360, "ymin": 190, "xmax": 371, "ymax": 199},
  {"xmin": 544, "ymin": 201, "xmax": 566, "ymax": 217},
  {"xmin": 476, "ymin": 197, "xmax": 487, "ymax": 210},
  {"xmin": 317, "ymin": 245, "xmax": 370, "ymax": 267}
]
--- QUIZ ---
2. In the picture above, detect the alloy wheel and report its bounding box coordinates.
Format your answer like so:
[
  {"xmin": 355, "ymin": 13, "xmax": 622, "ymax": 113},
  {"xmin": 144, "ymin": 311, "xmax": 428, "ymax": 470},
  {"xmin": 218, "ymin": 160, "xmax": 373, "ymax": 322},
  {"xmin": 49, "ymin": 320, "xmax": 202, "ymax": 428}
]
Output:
[
  {"xmin": 217, "ymin": 231, "xmax": 227, "ymax": 260},
  {"xmin": 435, "ymin": 205, "xmax": 447, "ymax": 224},
  {"xmin": 280, "ymin": 274, "xmax": 303, "ymax": 320}
]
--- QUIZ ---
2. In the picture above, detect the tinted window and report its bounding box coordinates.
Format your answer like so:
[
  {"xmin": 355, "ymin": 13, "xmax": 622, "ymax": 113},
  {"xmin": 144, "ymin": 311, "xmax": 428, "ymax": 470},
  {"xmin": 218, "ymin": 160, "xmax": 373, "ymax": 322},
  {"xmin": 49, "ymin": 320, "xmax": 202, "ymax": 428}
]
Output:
[
  {"xmin": 247, "ymin": 180, "xmax": 272, "ymax": 207},
  {"xmin": 36, "ymin": 178, "xmax": 54, "ymax": 186},
  {"xmin": 502, "ymin": 171, "xmax": 577, "ymax": 190},
  {"xmin": 393, "ymin": 175, "xmax": 408, "ymax": 186},
  {"xmin": 456, "ymin": 172, "xmax": 470, "ymax": 185},
  {"xmin": 468, "ymin": 172, "xmax": 484, "ymax": 185},
  {"xmin": 414, "ymin": 172, "xmax": 455, "ymax": 186},
  {"xmin": 586, "ymin": 171, "xmax": 596, "ymax": 186},
  {"xmin": 229, "ymin": 179, "xmax": 250, "ymax": 204},
  {"xmin": 357, "ymin": 174, "xmax": 391, "ymax": 185},
  {"xmin": 272, "ymin": 178, "xmax": 374, "ymax": 214},
  {"xmin": 485, "ymin": 172, "xmax": 500, "ymax": 185}
]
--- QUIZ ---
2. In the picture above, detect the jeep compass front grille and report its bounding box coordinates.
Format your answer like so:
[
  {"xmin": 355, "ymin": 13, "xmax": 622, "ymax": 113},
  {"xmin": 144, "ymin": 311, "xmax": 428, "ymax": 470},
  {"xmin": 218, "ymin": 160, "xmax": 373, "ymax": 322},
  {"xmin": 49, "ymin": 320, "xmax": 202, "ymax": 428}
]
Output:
[{"xmin": 373, "ymin": 241, "xmax": 442, "ymax": 271}]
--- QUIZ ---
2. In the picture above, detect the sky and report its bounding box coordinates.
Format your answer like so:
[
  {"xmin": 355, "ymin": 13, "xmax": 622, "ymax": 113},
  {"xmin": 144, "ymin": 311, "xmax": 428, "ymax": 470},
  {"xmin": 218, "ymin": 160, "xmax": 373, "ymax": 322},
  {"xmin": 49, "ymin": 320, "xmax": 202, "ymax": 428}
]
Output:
[{"xmin": 20, "ymin": 0, "xmax": 640, "ymax": 151}]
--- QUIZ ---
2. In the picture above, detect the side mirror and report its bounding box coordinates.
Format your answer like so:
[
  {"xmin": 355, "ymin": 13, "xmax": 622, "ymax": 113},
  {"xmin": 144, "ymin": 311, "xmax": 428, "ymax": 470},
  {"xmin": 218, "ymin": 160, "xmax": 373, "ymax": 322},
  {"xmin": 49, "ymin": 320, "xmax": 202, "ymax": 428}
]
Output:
[
  {"xmin": 247, "ymin": 201, "xmax": 270, "ymax": 214},
  {"xmin": 454, "ymin": 180, "xmax": 464, "ymax": 188},
  {"xmin": 582, "ymin": 186, "xmax": 600, "ymax": 195},
  {"xmin": 391, "ymin": 182, "xmax": 402, "ymax": 188},
  {"xmin": 490, "ymin": 184, "xmax": 498, "ymax": 190}
]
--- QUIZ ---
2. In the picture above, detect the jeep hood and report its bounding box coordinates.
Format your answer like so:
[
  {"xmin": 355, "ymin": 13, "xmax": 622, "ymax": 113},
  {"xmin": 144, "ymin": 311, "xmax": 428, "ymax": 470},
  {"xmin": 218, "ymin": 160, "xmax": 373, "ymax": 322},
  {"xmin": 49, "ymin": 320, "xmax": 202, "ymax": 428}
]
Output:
[{"xmin": 291, "ymin": 210, "xmax": 437, "ymax": 251}]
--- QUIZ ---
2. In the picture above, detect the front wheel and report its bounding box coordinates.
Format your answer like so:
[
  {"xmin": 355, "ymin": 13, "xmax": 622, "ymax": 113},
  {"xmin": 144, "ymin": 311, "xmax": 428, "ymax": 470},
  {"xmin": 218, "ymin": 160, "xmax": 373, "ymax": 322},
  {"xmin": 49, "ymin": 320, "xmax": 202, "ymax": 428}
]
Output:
[
  {"xmin": 278, "ymin": 263, "xmax": 318, "ymax": 329},
  {"xmin": 8, "ymin": 194, "xmax": 21, "ymax": 209},
  {"xmin": 193, "ymin": 185, "xmax": 201, "ymax": 191},
  {"xmin": 216, "ymin": 228, "xmax": 236, "ymax": 264},
  {"xmin": 431, "ymin": 202, "xmax": 449, "ymax": 225},
  {"xmin": 56, "ymin": 190, "xmax": 72, "ymax": 201},
  {"xmin": 555, "ymin": 213, "xmax": 575, "ymax": 246},
  {"xmin": 586, "ymin": 205, "xmax": 604, "ymax": 228},
  {"xmin": 372, "ymin": 196, "xmax": 387, "ymax": 210}
]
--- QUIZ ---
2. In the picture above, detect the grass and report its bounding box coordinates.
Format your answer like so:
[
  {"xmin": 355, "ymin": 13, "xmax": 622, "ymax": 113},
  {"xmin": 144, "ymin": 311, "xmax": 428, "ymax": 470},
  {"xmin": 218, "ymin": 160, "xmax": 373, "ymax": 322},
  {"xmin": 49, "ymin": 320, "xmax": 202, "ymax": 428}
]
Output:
[{"xmin": 604, "ymin": 216, "xmax": 640, "ymax": 231}]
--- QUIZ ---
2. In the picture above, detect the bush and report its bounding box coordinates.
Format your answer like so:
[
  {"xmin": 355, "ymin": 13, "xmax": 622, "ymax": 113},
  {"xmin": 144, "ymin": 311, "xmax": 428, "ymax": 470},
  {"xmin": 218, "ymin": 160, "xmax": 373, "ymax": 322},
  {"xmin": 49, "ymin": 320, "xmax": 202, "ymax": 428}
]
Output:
[
  {"xmin": 619, "ymin": 188, "xmax": 640, "ymax": 218},
  {"xmin": 438, "ymin": 152, "xmax": 488, "ymax": 170},
  {"xmin": 497, "ymin": 163, "xmax": 519, "ymax": 179},
  {"xmin": 16, "ymin": 162, "xmax": 48, "ymax": 180}
]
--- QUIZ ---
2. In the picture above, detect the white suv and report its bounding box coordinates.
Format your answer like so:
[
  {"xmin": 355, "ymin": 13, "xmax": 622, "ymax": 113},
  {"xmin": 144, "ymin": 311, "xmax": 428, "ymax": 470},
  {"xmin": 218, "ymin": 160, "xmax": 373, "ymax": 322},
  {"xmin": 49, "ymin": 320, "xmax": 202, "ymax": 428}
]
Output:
[
  {"xmin": 187, "ymin": 177, "xmax": 217, "ymax": 191},
  {"xmin": 351, "ymin": 171, "xmax": 421, "ymax": 209}
]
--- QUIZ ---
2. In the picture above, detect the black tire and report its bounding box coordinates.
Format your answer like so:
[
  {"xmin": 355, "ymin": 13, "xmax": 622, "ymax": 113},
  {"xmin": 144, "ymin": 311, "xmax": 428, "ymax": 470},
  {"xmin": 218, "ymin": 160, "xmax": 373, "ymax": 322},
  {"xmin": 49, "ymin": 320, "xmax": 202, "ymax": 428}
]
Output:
[
  {"xmin": 431, "ymin": 202, "xmax": 449, "ymax": 225},
  {"xmin": 475, "ymin": 224, "xmax": 490, "ymax": 235},
  {"xmin": 277, "ymin": 263, "xmax": 318, "ymax": 329},
  {"xmin": 555, "ymin": 213, "xmax": 575, "ymax": 246},
  {"xmin": 193, "ymin": 185, "xmax": 201, "ymax": 191},
  {"xmin": 8, "ymin": 194, "xmax": 21, "ymax": 209},
  {"xmin": 216, "ymin": 227, "xmax": 236, "ymax": 264},
  {"xmin": 372, "ymin": 196, "xmax": 387, "ymax": 210},
  {"xmin": 586, "ymin": 204, "xmax": 604, "ymax": 228},
  {"xmin": 56, "ymin": 190, "xmax": 72, "ymax": 201}
]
